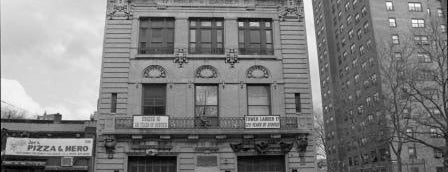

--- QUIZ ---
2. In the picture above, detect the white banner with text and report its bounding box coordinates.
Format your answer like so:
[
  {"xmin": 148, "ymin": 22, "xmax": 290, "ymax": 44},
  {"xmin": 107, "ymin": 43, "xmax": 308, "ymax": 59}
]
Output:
[
  {"xmin": 245, "ymin": 116, "xmax": 280, "ymax": 128},
  {"xmin": 133, "ymin": 116, "xmax": 169, "ymax": 128},
  {"xmin": 5, "ymin": 137, "xmax": 93, "ymax": 156}
]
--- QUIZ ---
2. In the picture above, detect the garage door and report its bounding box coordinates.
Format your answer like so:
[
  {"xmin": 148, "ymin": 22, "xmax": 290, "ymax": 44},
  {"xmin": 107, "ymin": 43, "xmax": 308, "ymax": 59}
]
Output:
[
  {"xmin": 128, "ymin": 156, "xmax": 176, "ymax": 172},
  {"xmin": 237, "ymin": 156, "xmax": 285, "ymax": 172}
]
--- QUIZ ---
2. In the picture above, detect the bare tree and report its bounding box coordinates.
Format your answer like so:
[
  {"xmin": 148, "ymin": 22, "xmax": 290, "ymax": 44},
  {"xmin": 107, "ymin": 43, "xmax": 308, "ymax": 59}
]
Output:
[
  {"xmin": 0, "ymin": 107, "xmax": 28, "ymax": 119},
  {"xmin": 378, "ymin": 15, "xmax": 447, "ymax": 169},
  {"xmin": 377, "ymin": 37, "xmax": 416, "ymax": 172},
  {"xmin": 314, "ymin": 111, "xmax": 327, "ymax": 160}
]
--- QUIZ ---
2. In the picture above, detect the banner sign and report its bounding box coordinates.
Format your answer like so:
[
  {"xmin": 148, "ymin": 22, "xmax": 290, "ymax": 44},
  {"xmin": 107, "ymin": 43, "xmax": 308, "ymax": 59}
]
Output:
[
  {"xmin": 245, "ymin": 116, "xmax": 280, "ymax": 128},
  {"xmin": 133, "ymin": 116, "xmax": 169, "ymax": 128},
  {"xmin": 5, "ymin": 138, "xmax": 93, "ymax": 156}
]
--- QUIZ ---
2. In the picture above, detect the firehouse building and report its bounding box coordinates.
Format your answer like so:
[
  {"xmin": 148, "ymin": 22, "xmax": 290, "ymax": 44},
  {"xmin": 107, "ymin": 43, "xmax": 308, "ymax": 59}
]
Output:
[{"xmin": 94, "ymin": 0, "xmax": 315, "ymax": 172}]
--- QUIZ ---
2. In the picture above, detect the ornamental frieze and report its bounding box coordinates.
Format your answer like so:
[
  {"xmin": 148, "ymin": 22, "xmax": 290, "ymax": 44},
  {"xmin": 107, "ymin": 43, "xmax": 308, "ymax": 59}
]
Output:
[
  {"xmin": 195, "ymin": 65, "xmax": 218, "ymax": 78},
  {"xmin": 108, "ymin": 0, "xmax": 133, "ymax": 20},
  {"xmin": 143, "ymin": 65, "xmax": 167, "ymax": 78},
  {"xmin": 247, "ymin": 65, "xmax": 270, "ymax": 79}
]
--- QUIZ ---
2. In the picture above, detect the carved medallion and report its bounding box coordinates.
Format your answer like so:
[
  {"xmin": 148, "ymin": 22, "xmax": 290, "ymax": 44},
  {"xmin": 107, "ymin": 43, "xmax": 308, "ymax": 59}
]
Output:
[
  {"xmin": 143, "ymin": 65, "xmax": 167, "ymax": 78},
  {"xmin": 195, "ymin": 65, "xmax": 218, "ymax": 78},
  {"xmin": 247, "ymin": 65, "xmax": 270, "ymax": 78},
  {"xmin": 107, "ymin": 0, "xmax": 133, "ymax": 20}
]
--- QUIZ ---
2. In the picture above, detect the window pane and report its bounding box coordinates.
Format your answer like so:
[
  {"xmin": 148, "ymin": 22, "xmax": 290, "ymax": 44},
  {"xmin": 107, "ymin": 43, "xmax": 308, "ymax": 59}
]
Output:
[
  {"xmin": 151, "ymin": 19, "xmax": 163, "ymax": 27},
  {"xmin": 165, "ymin": 29, "xmax": 174, "ymax": 42},
  {"xmin": 250, "ymin": 30, "xmax": 260, "ymax": 43},
  {"xmin": 238, "ymin": 21, "xmax": 245, "ymax": 27},
  {"xmin": 216, "ymin": 30, "xmax": 222, "ymax": 42},
  {"xmin": 201, "ymin": 21, "xmax": 212, "ymax": 27},
  {"xmin": 190, "ymin": 21, "xmax": 197, "ymax": 27},
  {"xmin": 248, "ymin": 106, "xmax": 270, "ymax": 115},
  {"xmin": 190, "ymin": 30, "xmax": 196, "ymax": 42},
  {"xmin": 265, "ymin": 30, "xmax": 272, "ymax": 43},
  {"xmin": 166, "ymin": 20, "xmax": 174, "ymax": 28},
  {"xmin": 143, "ymin": 85, "xmax": 166, "ymax": 115},
  {"xmin": 265, "ymin": 21, "xmax": 271, "ymax": 27},
  {"xmin": 238, "ymin": 30, "xmax": 245, "ymax": 43},
  {"xmin": 216, "ymin": 21, "xmax": 223, "ymax": 27},
  {"xmin": 250, "ymin": 21, "xmax": 260, "ymax": 27},
  {"xmin": 151, "ymin": 29, "xmax": 163, "ymax": 42},
  {"xmin": 248, "ymin": 86, "xmax": 269, "ymax": 105},
  {"xmin": 195, "ymin": 86, "xmax": 218, "ymax": 105},
  {"xmin": 201, "ymin": 30, "xmax": 211, "ymax": 42}
]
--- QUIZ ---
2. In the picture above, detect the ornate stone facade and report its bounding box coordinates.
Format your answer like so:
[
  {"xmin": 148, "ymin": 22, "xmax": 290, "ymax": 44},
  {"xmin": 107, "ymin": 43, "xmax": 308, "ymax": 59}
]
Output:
[{"xmin": 96, "ymin": 0, "xmax": 314, "ymax": 171}]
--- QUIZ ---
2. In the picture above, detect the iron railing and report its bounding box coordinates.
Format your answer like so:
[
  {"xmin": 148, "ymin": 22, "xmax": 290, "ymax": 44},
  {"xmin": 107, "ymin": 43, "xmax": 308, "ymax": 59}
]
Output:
[
  {"xmin": 239, "ymin": 47, "xmax": 274, "ymax": 55},
  {"xmin": 115, "ymin": 116, "xmax": 298, "ymax": 129},
  {"xmin": 188, "ymin": 47, "xmax": 224, "ymax": 54},
  {"xmin": 139, "ymin": 44, "xmax": 174, "ymax": 54}
]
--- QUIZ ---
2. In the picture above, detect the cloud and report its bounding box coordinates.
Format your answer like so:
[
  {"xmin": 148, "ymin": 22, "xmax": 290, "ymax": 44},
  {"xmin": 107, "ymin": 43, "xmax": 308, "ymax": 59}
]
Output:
[
  {"xmin": 1, "ymin": 78, "xmax": 42, "ymax": 114},
  {"xmin": 1, "ymin": 0, "xmax": 104, "ymax": 120},
  {"xmin": 1, "ymin": 78, "xmax": 93, "ymax": 120}
]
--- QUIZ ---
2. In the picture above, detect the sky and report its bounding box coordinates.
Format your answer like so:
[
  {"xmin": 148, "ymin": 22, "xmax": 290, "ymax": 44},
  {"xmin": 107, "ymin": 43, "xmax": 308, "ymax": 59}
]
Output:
[{"xmin": 1, "ymin": 0, "xmax": 321, "ymax": 120}]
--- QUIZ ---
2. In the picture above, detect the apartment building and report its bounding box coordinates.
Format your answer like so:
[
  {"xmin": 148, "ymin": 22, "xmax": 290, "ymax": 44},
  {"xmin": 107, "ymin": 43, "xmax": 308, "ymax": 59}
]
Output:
[
  {"xmin": 312, "ymin": 0, "xmax": 446, "ymax": 172},
  {"xmin": 94, "ymin": 0, "xmax": 315, "ymax": 172}
]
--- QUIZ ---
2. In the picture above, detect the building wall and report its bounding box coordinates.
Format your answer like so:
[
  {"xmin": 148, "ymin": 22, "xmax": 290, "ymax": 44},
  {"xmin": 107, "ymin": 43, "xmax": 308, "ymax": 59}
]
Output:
[
  {"xmin": 96, "ymin": 0, "xmax": 315, "ymax": 172},
  {"xmin": 313, "ymin": 0, "xmax": 446, "ymax": 171}
]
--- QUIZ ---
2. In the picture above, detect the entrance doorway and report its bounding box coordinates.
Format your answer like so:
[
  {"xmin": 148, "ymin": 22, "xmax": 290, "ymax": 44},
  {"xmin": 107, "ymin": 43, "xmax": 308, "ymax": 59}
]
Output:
[
  {"xmin": 237, "ymin": 156, "xmax": 285, "ymax": 172},
  {"xmin": 128, "ymin": 156, "xmax": 176, "ymax": 172}
]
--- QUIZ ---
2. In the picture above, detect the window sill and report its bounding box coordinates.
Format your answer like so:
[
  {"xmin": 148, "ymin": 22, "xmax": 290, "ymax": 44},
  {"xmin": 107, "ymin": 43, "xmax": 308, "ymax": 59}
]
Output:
[
  {"xmin": 239, "ymin": 54, "xmax": 277, "ymax": 59},
  {"xmin": 135, "ymin": 54, "xmax": 175, "ymax": 59}
]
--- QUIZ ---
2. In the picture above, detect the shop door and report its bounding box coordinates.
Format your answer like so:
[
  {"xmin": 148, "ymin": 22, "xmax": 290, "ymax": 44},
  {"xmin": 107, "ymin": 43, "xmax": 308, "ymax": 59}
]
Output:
[
  {"xmin": 237, "ymin": 156, "xmax": 285, "ymax": 172},
  {"xmin": 128, "ymin": 156, "xmax": 176, "ymax": 172}
]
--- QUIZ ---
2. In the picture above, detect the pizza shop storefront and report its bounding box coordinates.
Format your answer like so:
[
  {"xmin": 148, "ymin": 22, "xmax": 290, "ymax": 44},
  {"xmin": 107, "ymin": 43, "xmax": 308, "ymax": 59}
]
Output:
[{"xmin": 1, "ymin": 137, "xmax": 94, "ymax": 172}]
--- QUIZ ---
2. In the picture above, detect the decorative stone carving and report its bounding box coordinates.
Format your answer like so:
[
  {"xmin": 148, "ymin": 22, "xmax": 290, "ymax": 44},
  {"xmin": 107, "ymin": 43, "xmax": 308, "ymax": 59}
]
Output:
[
  {"xmin": 143, "ymin": 65, "xmax": 167, "ymax": 78},
  {"xmin": 107, "ymin": 0, "xmax": 133, "ymax": 20},
  {"xmin": 225, "ymin": 49, "xmax": 239, "ymax": 68},
  {"xmin": 195, "ymin": 65, "xmax": 218, "ymax": 78},
  {"xmin": 247, "ymin": 65, "xmax": 270, "ymax": 78},
  {"xmin": 278, "ymin": 0, "xmax": 304, "ymax": 21},
  {"xmin": 174, "ymin": 49, "xmax": 188, "ymax": 68}
]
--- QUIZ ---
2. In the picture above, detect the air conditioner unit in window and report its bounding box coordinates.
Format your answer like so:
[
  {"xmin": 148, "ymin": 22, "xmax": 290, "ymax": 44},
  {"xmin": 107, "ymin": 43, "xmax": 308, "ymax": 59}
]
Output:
[{"xmin": 61, "ymin": 157, "xmax": 73, "ymax": 167}]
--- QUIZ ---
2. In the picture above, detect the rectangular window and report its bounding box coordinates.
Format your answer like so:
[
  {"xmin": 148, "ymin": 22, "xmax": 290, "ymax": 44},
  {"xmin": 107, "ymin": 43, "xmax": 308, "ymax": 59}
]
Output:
[
  {"xmin": 409, "ymin": 146, "xmax": 417, "ymax": 159},
  {"xmin": 441, "ymin": 25, "xmax": 447, "ymax": 33},
  {"xmin": 408, "ymin": 2, "xmax": 422, "ymax": 12},
  {"xmin": 247, "ymin": 85, "xmax": 271, "ymax": 115},
  {"xmin": 195, "ymin": 85, "xmax": 219, "ymax": 127},
  {"xmin": 418, "ymin": 53, "xmax": 431, "ymax": 63},
  {"xmin": 392, "ymin": 35, "xmax": 400, "ymax": 44},
  {"xmin": 111, "ymin": 93, "xmax": 117, "ymax": 113},
  {"xmin": 189, "ymin": 18, "xmax": 224, "ymax": 54},
  {"xmin": 389, "ymin": 18, "xmax": 396, "ymax": 27},
  {"xmin": 142, "ymin": 84, "xmax": 166, "ymax": 115},
  {"xmin": 414, "ymin": 35, "xmax": 429, "ymax": 45},
  {"xmin": 238, "ymin": 18, "xmax": 273, "ymax": 55},
  {"xmin": 295, "ymin": 93, "xmax": 301, "ymax": 113},
  {"xmin": 410, "ymin": 167, "xmax": 419, "ymax": 172},
  {"xmin": 139, "ymin": 18, "xmax": 174, "ymax": 54},
  {"xmin": 386, "ymin": 1, "xmax": 394, "ymax": 11},
  {"xmin": 411, "ymin": 19, "xmax": 425, "ymax": 28},
  {"xmin": 437, "ymin": 9, "xmax": 444, "ymax": 17}
]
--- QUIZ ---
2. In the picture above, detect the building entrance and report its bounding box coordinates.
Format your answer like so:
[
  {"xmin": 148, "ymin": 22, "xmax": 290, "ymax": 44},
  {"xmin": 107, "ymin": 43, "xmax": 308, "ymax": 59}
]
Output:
[
  {"xmin": 237, "ymin": 156, "xmax": 285, "ymax": 172},
  {"xmin": 128, "ymin": 156, "xmax": 176, "ymax": 172}
]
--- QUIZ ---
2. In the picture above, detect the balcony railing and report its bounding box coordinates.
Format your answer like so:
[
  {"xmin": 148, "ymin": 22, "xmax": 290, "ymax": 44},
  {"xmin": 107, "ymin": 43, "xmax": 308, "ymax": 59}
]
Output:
[
  {"xmin": 239, "ymin": 47, "xmax": 274, "ymax": 55},
  {"xmin": 139, "ymin": 45, "xmax": 174, "ymax": 54},
  {"xmin": 188, "ymin": 47, "xmax": 224, "ymax": 54},
  {"xmin": 115, "ymin": 116, "xmax": 298, "ymax": 129}
]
